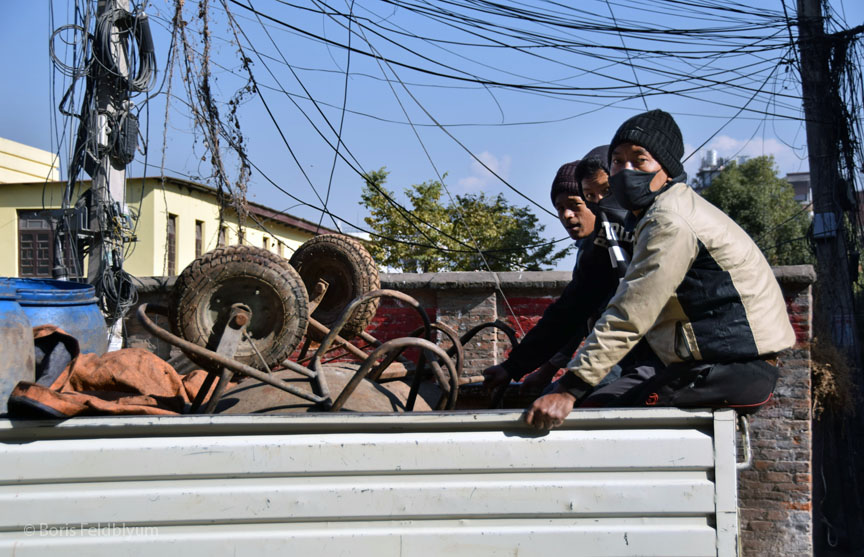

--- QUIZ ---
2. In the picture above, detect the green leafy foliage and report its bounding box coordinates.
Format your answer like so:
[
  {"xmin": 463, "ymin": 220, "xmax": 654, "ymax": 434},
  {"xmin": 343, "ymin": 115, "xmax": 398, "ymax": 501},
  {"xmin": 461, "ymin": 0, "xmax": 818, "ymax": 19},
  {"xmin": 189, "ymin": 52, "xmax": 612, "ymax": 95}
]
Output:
[
  {"xmin": 360, "ymin": 168, "xmax": 571, "ymax": 272},
  {"xmin": 702, "ymin": 156, "xmax": 813, "ymax": 266}
]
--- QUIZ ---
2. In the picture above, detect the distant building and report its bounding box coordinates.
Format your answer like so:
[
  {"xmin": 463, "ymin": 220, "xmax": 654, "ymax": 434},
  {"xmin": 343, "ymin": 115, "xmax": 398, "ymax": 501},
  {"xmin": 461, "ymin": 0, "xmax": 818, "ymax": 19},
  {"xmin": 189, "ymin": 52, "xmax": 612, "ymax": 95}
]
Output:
[
  {"xmin": 692, "ymin": 150, "xmax": 749, "ymax": 193},
  {"xmin": 784, "ymin": 172, "xmax": 811, "ymax": 205},
  {"xmin": 0, "ymin": 174, "xmax": 340, "ymax": 279}
]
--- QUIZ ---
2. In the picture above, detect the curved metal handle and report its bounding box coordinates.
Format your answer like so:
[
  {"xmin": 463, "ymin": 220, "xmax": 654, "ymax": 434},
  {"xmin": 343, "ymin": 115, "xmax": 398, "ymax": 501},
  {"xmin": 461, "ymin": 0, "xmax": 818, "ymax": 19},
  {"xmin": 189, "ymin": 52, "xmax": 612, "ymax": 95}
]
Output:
[
  {"xmin": 417, "ymin": 322, "xmax": 464, "ymax": 411},
  {"xmin": 330, "ymin": 337, "xmax": 459, "ymax": 412},
  {"xmin": 312, "ymin": 289, "xmax": 432, "ymax": 373},
  {"xmin": 390, "ymin": 321, "xmax": 465, "ymax": 383},
  {"xmin": 458, "ymin": 320, "xmax": 520, "ymax": 353}
]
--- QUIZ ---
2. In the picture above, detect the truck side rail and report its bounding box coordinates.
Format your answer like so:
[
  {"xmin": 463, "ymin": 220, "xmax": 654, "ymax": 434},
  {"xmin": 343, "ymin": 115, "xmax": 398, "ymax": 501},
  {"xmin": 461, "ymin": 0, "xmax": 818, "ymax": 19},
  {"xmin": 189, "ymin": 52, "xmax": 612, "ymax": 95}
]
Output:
[{"xmin": 0, "ymin": 408, "xmax": 738, "ymax": 556}]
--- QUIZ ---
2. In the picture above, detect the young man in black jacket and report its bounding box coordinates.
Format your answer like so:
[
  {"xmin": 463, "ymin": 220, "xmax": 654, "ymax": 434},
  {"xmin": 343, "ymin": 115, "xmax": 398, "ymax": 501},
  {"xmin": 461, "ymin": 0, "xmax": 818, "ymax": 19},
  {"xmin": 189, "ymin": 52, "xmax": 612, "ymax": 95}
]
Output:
[{"xmin": 482, "ymin": 150, "xmax": 633, "ymax": 395}]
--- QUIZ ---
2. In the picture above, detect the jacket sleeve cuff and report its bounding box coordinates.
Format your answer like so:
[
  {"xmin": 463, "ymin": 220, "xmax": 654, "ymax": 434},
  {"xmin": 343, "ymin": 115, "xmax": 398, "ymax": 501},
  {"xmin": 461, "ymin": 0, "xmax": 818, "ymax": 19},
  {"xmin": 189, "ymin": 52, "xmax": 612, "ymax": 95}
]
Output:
[
  {"xmin": 500, "ymin": 360, "xmax": 526, "ymax": 382},
  {"xmin": 548, "ymin": 351, "xmax": 571, "ymax": 369},
  {"xmin": 557, "ymin": 371, "xmax": 593, "ymax": 402}
]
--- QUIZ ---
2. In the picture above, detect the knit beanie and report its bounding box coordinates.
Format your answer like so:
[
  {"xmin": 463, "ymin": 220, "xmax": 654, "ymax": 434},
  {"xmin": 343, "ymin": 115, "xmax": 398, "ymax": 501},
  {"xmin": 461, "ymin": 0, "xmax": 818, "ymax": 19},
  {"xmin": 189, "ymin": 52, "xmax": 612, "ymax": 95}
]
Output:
[
  {"xmin": 549, "ymin": 160, "xmax": 581, "ymax": 205},
  {"xmin": 608, "ymin": 109, "xmax": 684, "ymax": 178}
]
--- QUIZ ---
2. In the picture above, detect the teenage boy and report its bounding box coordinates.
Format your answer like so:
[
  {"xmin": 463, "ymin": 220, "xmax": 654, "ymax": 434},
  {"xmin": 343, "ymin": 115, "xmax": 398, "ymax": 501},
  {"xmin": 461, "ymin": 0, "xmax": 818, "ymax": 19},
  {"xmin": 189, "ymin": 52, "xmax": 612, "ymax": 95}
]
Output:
[
  {"xmin": 482, "ymin": 155, "xmax": 631, "ymax": 394},
  {"xmin": 525, "ymin": 109, "xmax": 795, "ymax": 430}
]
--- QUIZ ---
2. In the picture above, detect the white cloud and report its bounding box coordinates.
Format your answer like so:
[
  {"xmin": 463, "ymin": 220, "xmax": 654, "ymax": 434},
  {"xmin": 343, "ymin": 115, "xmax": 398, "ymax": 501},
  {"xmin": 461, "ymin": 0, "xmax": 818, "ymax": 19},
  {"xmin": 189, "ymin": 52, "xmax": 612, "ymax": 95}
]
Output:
[
  {"xmin": 684, "ymin": 135, "xmax": 809, "ymax": 179},
  {"xmin": 457, "ymin": 151, "xmax": 511, "ymax": 191}
]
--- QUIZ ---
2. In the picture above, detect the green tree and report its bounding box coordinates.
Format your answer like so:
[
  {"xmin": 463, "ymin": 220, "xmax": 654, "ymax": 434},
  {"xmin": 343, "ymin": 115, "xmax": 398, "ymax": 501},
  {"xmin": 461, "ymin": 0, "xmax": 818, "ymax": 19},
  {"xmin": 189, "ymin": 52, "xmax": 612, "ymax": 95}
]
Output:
[
  {"xmin": 702, "ymin": 156, "xmax": 813, "ymax": 266},
  {"xmin": 360, "ymin": 168, "xmax": 570, "ymax": 272}
]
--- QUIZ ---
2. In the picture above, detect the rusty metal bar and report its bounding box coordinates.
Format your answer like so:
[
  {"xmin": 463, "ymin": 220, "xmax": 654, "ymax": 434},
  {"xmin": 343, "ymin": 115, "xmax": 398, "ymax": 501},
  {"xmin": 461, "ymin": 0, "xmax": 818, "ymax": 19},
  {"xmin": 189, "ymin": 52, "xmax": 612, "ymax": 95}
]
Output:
[
  {"xmin": 427, "ymin": 359, "xmax": 449, "ymax": 392},
  {"xmin": 307, "ymin": 279, "xmax": 330, "ymax": 315},
  {"xmin": 137, "ymin": 304, "xmax": 326, "ymax": 406},
  {"xmin": 427, "ymin": 360, "xmax": 451, "ymax": 411},
  {"xmin": 404, "ymin": 351, "xmax": 425, "ymax": 412},
  {"xmin": 243, "ymin": 330, "xmax": 273, "ymax": 375},
  {"xmin": 430, "ymin": 322, "xmax": 464, "ymax": 379},
  {"xmin": 189, "ymin": 371, "xmax": 217, "ymax": 413},
  {"xmin": 308, "ymin": 318, "xmax": 371, "ymax": 361},
  {"xmin": 295, "ymin": 336, "xmax": 312, "ymax": 363},
  {"xmin": 202, "ymin": 367, "xmax": 232, "ymax": 414},
  {"xmin": 357, "ymin": 330, "xmax": 382, "ymax": 346},
  {"xmin": 193, "ymin": 304, "xmax": 249, "ymax": 414}
]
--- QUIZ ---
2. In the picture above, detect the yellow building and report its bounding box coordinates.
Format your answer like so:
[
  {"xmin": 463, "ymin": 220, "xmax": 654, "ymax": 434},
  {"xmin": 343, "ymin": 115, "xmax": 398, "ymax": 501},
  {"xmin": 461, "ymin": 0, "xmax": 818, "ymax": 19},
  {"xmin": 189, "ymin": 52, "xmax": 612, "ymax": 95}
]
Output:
[
  {"xmin": 1, "ymin": 174, "xmax": 340, "ymax": 278},
  {"xmin": 0, "ymin": 137, "xmax": 61, "ymax": 184}
]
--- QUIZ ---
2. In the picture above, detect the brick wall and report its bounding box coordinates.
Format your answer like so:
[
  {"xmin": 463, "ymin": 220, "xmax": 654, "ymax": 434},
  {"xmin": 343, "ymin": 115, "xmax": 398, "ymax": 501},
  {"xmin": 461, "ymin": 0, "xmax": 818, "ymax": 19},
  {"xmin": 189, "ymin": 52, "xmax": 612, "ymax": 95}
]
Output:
[
  {"xmin": 738, "ymin": 266, "xmax": 814, "ymax": 556},
  {"xmin": 128, "ymin": 265, "xmax": 815, "ymax": 556}
]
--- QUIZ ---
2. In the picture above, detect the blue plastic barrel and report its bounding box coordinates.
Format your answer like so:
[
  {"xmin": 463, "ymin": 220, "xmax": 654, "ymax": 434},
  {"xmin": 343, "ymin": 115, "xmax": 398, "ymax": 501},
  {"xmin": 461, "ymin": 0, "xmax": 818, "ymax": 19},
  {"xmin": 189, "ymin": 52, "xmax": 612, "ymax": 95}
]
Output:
[
  {"xmin": 0, "ymin": 281, "xmax": 35, "ymax": 414},
  {"xmin": 6, "ymin": 278, "xmax": 108, "ymax": 356}
]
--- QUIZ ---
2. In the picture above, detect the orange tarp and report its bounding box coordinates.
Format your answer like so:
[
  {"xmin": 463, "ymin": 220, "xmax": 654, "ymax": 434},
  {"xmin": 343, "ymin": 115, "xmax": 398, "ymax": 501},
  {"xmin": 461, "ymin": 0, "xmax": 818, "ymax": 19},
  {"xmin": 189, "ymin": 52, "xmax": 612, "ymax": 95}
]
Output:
[{"xmin": 9, "ymin": 326, "xmax": 216, "ymax": 417}]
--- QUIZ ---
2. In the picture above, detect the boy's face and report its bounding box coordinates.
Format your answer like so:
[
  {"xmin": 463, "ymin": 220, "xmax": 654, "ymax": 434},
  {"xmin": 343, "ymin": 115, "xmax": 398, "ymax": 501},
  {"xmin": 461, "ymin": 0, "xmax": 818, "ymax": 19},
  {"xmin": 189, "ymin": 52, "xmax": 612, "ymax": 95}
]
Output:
[
  {"xmin": 609, "ymin": 142, "xmax": 669, "ymax": 191},
  {"xmin": 554, "ymin": 193, "xmax": 596, "ymax": 240},
  {"xmin": 580, "ymin": 169, "xmax": 610, "ymax": 204}
]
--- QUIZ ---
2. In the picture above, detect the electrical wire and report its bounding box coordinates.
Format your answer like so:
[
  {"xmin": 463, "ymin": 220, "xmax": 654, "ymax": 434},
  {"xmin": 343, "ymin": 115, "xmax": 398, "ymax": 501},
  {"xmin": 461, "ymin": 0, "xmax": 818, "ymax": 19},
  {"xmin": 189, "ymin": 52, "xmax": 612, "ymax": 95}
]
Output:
[{"xmin": 137, "ymin": 0, "xmax": 862, "ymax": 287}]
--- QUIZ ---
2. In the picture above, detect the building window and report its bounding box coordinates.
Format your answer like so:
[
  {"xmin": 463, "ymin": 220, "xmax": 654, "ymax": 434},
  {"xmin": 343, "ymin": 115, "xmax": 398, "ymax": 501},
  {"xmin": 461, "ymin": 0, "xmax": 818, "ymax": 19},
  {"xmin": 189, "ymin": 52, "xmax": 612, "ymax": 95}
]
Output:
[
  {"xmin": 18, "ymin": 216, "xmax": 53, "ymax": 278},
  {"xmin": 17, "ymin": 210, "xmax": 77, "ymax": 278},
  {"xmin": 218, "ymin": 226, "xmax": 227, "ymax": 247},
  {"xmin": 263, "ymin": 237, "xmax": 270, "ymax": 251},
  {"xmin": 167, "ymin": 214, "xmax": 177, "ymax": 276},
  {"xmin": 195, "ymin": 220, "xmax": 204, "ymax": 258}
]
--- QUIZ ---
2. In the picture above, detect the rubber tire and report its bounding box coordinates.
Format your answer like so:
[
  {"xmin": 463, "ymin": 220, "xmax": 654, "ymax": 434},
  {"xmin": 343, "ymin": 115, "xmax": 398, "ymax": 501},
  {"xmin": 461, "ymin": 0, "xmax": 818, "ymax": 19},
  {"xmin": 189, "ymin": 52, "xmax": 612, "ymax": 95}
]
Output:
[
  {"xmin": 170, "ymin": 245, "xmax": 309, "ymax": 370},
  {"xmin": 289, "ymin": 234, "xmax": 380, "ymax": 341}
]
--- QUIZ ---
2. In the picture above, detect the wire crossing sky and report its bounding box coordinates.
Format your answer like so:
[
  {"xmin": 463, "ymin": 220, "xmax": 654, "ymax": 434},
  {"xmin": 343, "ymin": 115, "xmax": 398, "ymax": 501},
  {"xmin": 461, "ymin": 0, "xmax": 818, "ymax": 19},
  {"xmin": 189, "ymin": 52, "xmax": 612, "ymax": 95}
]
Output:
[{"xmin": 1, "ymin": 0, "xmax": 862, "ymax": 269}]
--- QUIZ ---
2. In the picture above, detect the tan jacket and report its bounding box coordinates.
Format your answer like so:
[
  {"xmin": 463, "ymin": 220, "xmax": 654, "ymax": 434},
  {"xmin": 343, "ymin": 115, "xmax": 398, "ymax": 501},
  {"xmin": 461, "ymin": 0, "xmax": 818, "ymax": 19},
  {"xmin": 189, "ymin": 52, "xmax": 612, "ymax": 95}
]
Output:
[{"xmin": 567, "ymin": 182, "xmax": 795, "ymax": 386}]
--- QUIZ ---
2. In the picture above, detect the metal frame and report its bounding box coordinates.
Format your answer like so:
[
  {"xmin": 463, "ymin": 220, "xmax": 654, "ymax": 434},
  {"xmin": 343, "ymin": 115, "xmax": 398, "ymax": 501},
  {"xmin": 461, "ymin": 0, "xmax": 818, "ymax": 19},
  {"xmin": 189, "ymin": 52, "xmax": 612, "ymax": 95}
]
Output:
[
  {"xmin": 136, "ymin": 289, "xmax": 472, "ymax": 414},
  {"xmin": 137, "ymin": 304, "xmax": 327, "ymax": 408}
]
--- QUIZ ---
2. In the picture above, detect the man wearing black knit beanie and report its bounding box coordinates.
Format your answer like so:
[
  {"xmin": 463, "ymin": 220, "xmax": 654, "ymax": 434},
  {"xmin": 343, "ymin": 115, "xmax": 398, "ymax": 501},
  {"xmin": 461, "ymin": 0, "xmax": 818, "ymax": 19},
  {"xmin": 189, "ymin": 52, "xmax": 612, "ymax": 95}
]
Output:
[{"xmin": 525, "ymin": 109, "xmax": 796, "ymax": 430}]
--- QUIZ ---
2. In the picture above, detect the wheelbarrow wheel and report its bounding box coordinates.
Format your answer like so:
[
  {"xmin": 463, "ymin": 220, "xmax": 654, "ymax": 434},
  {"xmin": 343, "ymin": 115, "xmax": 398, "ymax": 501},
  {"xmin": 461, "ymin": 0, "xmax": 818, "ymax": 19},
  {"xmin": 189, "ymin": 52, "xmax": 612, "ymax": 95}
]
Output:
[
  {"xmin": 289, "ymin": 234, "xmax": 380, "ymax": 341},
  {"xmin": 170, "ymin": 245, "xmax": 309, "ymax": 370}
]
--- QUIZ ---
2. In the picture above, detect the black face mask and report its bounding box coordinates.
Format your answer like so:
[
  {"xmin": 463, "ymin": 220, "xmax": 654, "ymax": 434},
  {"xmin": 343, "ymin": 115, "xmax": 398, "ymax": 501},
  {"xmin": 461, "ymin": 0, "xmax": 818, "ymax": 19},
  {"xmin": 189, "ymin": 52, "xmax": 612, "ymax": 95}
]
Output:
[
  {"xmin": 587, "ymin": 194, "xmax": 629, "ymax": 227},
  {"xmin": 609, "ymin": 169, "xmax": 667, "ymax": 212}
]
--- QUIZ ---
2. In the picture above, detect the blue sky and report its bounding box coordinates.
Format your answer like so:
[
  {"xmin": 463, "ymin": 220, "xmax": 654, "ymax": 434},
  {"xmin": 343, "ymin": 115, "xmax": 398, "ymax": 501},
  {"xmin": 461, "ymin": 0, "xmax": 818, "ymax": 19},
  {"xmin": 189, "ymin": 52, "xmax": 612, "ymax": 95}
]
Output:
[{"xmin": 2, "ymin": 0, "xmax": 861, "ymax": 270}]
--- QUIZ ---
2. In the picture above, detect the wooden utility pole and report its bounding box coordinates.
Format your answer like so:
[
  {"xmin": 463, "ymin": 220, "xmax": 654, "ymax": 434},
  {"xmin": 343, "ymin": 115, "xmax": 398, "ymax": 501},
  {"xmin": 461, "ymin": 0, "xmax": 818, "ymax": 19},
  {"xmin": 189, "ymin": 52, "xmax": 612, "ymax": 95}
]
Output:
[
  {"xmin": 797, "ymin": 3, "xmax": 864, "ymax": 552},
  {"xmin": 796, "ymin": 0, "xmax": 861, "ymax": 360}
]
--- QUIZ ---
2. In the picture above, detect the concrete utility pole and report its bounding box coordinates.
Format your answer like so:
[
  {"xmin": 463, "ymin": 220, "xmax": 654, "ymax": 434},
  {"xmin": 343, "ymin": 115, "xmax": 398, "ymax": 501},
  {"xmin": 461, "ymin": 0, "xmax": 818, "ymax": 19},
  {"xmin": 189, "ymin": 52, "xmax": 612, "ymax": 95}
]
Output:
[
  {"xmin": 796, "ymin": 0, "xmax": 861, "ymax": 360},
  {"xmin": 86, "ymin": 0, "xmax": 131, "ymax": 287}
]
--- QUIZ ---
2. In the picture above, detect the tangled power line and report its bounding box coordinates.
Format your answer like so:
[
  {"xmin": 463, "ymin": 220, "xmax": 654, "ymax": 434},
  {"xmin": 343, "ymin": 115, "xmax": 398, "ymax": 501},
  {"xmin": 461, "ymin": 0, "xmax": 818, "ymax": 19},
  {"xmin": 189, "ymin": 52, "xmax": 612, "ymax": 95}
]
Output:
[{"xmin": 51, "ymin": 0, "xmax": 864, "ymax": 276}]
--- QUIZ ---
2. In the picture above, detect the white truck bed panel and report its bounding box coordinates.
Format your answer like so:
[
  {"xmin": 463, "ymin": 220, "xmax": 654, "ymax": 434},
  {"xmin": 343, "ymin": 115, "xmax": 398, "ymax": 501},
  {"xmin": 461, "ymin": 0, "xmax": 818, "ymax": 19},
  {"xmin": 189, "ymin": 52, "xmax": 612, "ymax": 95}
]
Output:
[
  {"xmin": 0, "ymin": 428, "xmax": 715, "ymax": 483},
  {"xmin": 0, "ymin": 408, "xmax": 738, "ymax": 556},
  {"xmin": 0, "ymin": 520, "xmax": 719, "ymax": 557}
]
